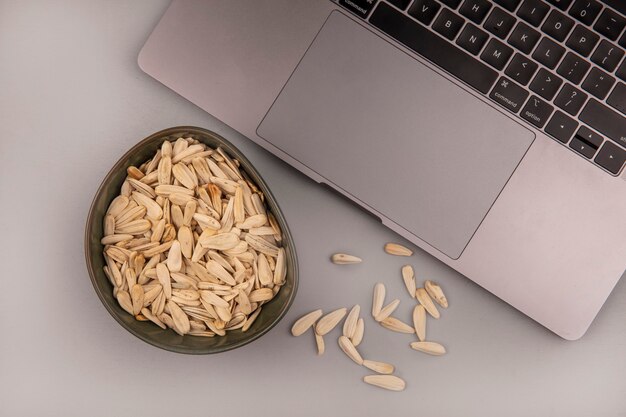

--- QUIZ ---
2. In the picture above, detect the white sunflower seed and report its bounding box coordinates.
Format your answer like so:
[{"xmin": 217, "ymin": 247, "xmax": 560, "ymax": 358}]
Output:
[
  {"xmin": 291, "ymin": 309, "xmax": 323, "ymax": 336},
  {"xmin": 330, "ymin": 253, "xmax": 362, "ymax": 264},
  {"xmin": 410, "ymin": 341, "xmax": 446, "ymax": 356},
  {"xmin": 338, "ymin": 335, "xmax": 363, "ymax": 365},
  {"xmin": 413, "ymin": 304, "xmax": 427, "ymax": 342},
  {"xmin": 384, "ymin": 242, "xmax": 413, "ymax": 257},
  {"xmin": 363, "ymin": 375, "xmax": 405, "ymax": 391},
  {"xmin": 416, "ymin": 288, "xmax": 440, "ymax": 319},
  {"xmin": 425, "ymin": 280, "xmax": 448, "ymax": 308}
]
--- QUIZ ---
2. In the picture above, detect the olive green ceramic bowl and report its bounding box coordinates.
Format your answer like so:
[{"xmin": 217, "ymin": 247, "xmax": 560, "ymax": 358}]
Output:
[{"xmin": 85, "ymin": 126, "xmax": 298, "ymax": 354}]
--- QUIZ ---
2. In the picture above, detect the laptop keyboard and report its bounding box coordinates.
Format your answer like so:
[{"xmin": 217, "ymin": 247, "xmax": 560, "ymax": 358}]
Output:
[{"xmin": 336, "ymin": 0, "xmax": 626, "ymax": 175}]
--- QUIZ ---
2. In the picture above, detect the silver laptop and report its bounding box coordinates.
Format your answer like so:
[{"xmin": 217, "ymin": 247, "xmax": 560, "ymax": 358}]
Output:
[{"xmin": 138, "ymin": 0, "xmax": 626, "ymax": 339}]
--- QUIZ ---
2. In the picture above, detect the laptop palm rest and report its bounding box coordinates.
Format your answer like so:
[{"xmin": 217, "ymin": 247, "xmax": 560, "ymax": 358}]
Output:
[{"xmin": 257, "ymin": 11, "xmax": 534, "ymax": 259}]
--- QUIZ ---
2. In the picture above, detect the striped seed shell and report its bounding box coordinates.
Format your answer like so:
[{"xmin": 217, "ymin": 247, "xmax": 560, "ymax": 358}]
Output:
[
  {"xmin": 256, "ymin": 253, "xmax": 273, "ymax": 286},
  {"xmin": 380, "ymin": 317, "xmax": 415, "ymax": 334},
  {"xmin": 291, "ymin": 309, "xmax": 323, "ymax": 336},
  {"xmin": 177, "ymin": 226, "xmax": 194, "ymax": 259},
  {"xmin": 362, "ymin": 360, "xmax": 394, "ymax": 375},
  {"xmin": 236, "ymin": 214, "xmax": 267, "ymax": 229},
  {"xmin": 172, "ymin": 144, "xmax": 205, "ymax": 163},
  {"xmin": 101, "ymin": 234, "xmax": 133, "ymax": 245},
  {"xmin": 375, "ymin": 299, "xmax": 400, "ymax": 322},
  {"xmin": 130, "ymin": 284, "xmax": 144, "ymax": 315},
  {"xmin": 315, "ymin": 308, "xmax": 347, "ymax": 336},
  {"xmin": 198, "ymin": 232, "xmax": 239, "ymax": 250},
  {"xmin": 205, "ymin": 260, "xmax": 236, "ymax": 285},
  {"xmin": 372, "ymin": 283, "xmax": 385, "ymax": 318},
  {"xmin": 413, "ymin": 305, "xmax": 426, "ymax": 341},
  {"xmin": 127, "ymin": 178, "xmax": 156, "ymax": 198},
  {"xmin": 140, "ymin": 308, "xmax": 166, "ymax": 329},
  {"xmin": 166, "ymin": 240, "xmax": 182, "ymax": 272},
  {"xmin": 343, "ymin": 304, "xmax": 360, "ymax": 339},
  {"xmin": 401, "ymin": 265, "xmax": 416, "ymax": 298},
  {"xmin": 172, "ymin": 162, "xmax": 198, "ymax": 189},
  {"xmin": 156, "ymin": 263, "xmax": 172, "ymax": 299},
  {"xmin": 131, "ymin": 191, "xmax": 162, "ymax": 220},
  {"xmin": 107, "ymin": 195, "xmax": 129, "ymax": 217},
  {"xmin": 155, "ymin": 184, "xmax": 194, "ymax": 197},
  {"xmin": 416, "ymin": 288, "xmax": 440, "ymax": 319},
  {"xmin": 410, "ymin": 341, "xmax": 446, "ymax": 356},
  {"xmin": 331, "ymin": 253, "xmax": 362, "ymax": 265},
  {"xmin": 158, "ymin": 155, "xmax": 172, "ymax": 185},
  {"xmin": 245, "ymin": 234, "xmax": 279, "ymax": 257},
  {"xmin": 167, "ymin": 301, "xmax": 190, "ymax": 335},
  {"xmin": 363, "ymin": 375, "xmax": 405, "ymax": 392},
  {"xmin": 351, "ymin": 318, "xmax": 364, "ymax": 347},
  {"xmin": 315, "ymin": 332, "xmax": 325, "ymax": 355},
  {"xmin": 116, "ymin": 290, "xmax": 134, "ymax": 315},
  {"xmin": 273, "ymin": 247, "xmax": 286, "ymax": 285},
  {"xmin": 338, "ymin": 335, "xmax": 363, "ymax": 365},
  {"xmin": 384, "ymin": 242, "xmax": 413, "ymax": 257},
  {"xmin": 248, "ymin": 288, "xmax": 273, "ymax": 303},
  {"xmin": 199, "ymin": 290, "xmax": 229, "ymax": 308},
  {"xmin": 425, "ymin": 280, "xmax": 448, "ymax": 308}
]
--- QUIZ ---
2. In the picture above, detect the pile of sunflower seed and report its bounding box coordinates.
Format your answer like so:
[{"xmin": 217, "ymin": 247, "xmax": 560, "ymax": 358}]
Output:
[{"xmin": 102, "ymin": 137, "xmax": 286, "ymax": 337}]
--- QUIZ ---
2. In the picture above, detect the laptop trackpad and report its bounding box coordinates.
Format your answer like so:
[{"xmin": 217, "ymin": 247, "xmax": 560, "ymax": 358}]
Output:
[{"xmin": 257, "ymin": 11, "xmax": 534, "ymax": 259}]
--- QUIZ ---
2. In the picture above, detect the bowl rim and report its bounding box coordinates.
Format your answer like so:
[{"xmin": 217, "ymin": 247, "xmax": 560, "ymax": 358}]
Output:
[{"xmin": 84, "ymin": 126, "xmax": 299, "ymax": 354}]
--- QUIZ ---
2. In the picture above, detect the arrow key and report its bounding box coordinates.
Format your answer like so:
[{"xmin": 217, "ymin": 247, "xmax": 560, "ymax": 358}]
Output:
[
  {"xmin": 594, "ymin": 141, "xmax": 626, "ymax": 174},
  {"xmin": 569, "ymin": 137, "xmax": 598, "ymax": 158},
  {"xmin": 545, "ymin": 110, "xmax": 578, "ymax": 143},
  {"xmin": 530, "ymin": 68, "xmax": 563, "ymax": 100}
]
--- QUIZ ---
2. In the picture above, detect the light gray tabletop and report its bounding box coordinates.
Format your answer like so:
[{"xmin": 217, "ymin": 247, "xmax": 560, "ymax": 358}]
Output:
[{"xmin": 1, "ymin": 1, "xmax": 624, "ymax": 416}]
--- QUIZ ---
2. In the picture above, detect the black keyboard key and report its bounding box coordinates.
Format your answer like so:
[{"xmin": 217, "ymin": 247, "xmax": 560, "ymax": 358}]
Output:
[
  {"xmin": 481, "ymin": 38, "xmax": 515, "ymax": 69},
  {"xmin": 440, "ymin": 0, "xmax": 463, "ymax": 8},
  {"xmin": 579, "ymin": 98, "xmax": 626, "ymax": 148},
  {"xmin": 545, "ymin": 0, "xmax": 574, "ymax": 10},
  {"xmin": 338, "ymin": 0, "xmax": 378, "ymax": 18},
  {"xmin": 557, "ymin": 52, "xmax": 591, "ymax": 84},
  {"xmin": 530, "ymin": 68, "xmax": 564, "ymax": 99},
  {"xmin": 581, "ymin": 67, "xmax": 616, "ymax": 99},
  {"xmin": 521, "ymin": 95, "xmax": 554, "ymax": 127},
  {"xmin": 408, "ymin": 0, "xmax": 442, "ymax": 25},
  {"xmin": 569, "ymin": 0, "xmax": 602, "ymax": 25},
  {"xmin": 489, "ymin": 77, "xmax": 529, "ymax": 112},
  {"xmin": 516, "ymin": 0, "xmax": 550, "ymax": 27},
  {"xmin": 594, "ymin": 8, "xmax": 626, "ymax": 41},
  {"xmin": 493, "ymin": 0, "xmax": 522, "ymax": 12},
  {"xmin": 387, "ymin": 0, "xmax": 412, "ymax": 10},
  {"xmin": 508, "ymin": 21, "xmax": 541, "ymax": 54},
  {"xmin": 456, "ymin": 23, "xmax": 490, "ymax": 54},
  {"xmin": 566, "ymin": 25, "xmax": 600, "ymax": 57},
  {"xmin": 542, "ymin": 10, "xmax": 575, "ymax": 42},
  {"xmin": 554, "ymin": 83, "xmax": 588, "ymax": 115},
  {"xmin": 598, "ymin": 0, "xmax": 626, "ymax": 16},
  {"xmin": 506, "ymin": 53, "xmax": 539, "ymax": 84},
  {"xmin": 590, "ymin": 40, "xmax": 625, "ymax": 72},
  {"xmin": 459, "ymin": 0, "xmax": 492, "ymax": 24},
  {"xmin": 595, "ymin": 141, "xmax": 626, "ymax": 174},
  {"xmin": 532, "ymin": 37, "xmax": 566, "ymax": 69},
  {"xmin": 576, "ymin": 125, "xmax": 604, "ymax": 147},
  {"xmin": 369, "ymin": 3, "xmax": 499, "ymax": 93},
  {"xmin": 569, "ymin": 136, "xmax": 598, "ymax": 158},
  {"xmin": 484, "ymin": 7, "xmax": 517, "ymax": 39},
  {"xmin": 607, "ymin": 82, "xmax": 626, "ymax": 114},
  {"xmin": 618, "ymin": 59, "xmax": 626, "ymax": 81},
  {"xmin": 545, "ymin": 110, "xmax": 578, "ymax": 142},
  {"xmin": 433, "ymin": 8, "xmax": 465, "ymax": 39}
]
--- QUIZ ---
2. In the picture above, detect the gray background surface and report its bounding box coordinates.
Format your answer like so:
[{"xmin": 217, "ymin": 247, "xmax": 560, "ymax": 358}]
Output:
[{"xmin": 0, "ymin": 1, "xmax": 624, "ymax": 416}]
